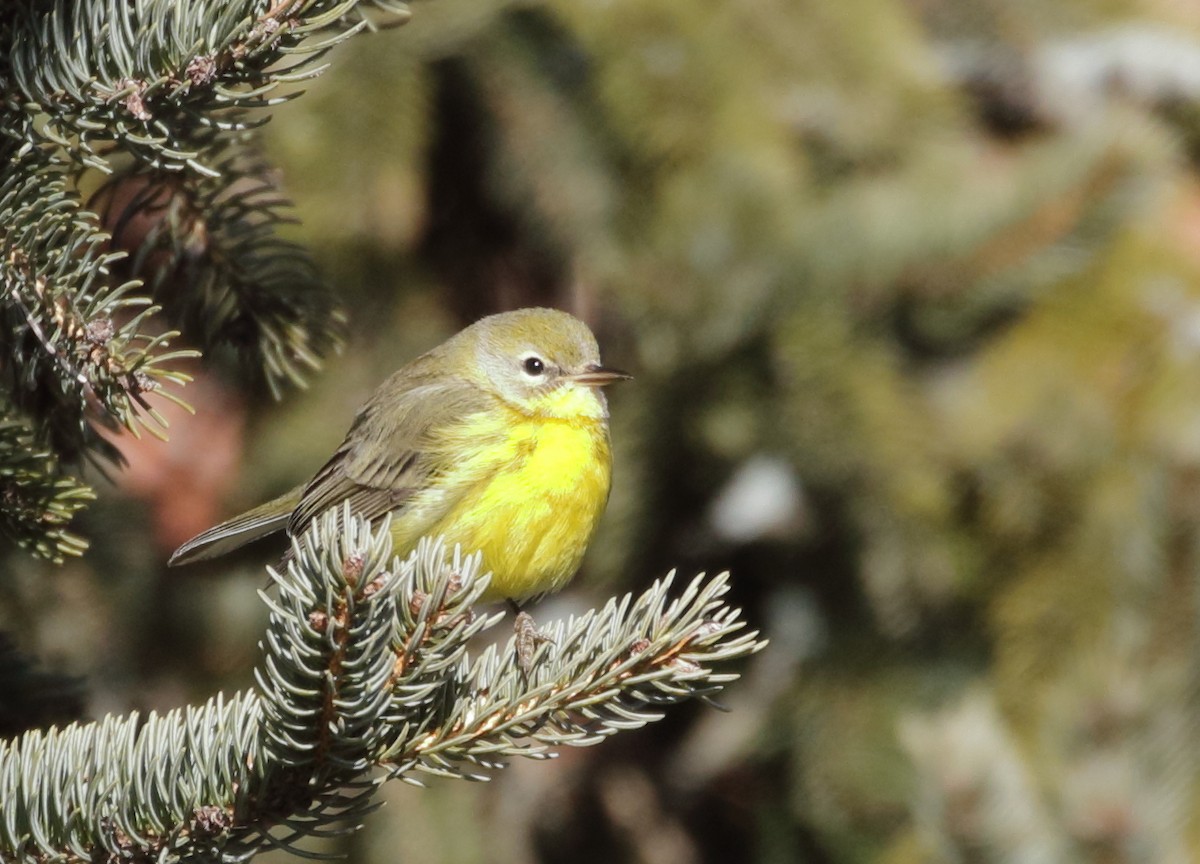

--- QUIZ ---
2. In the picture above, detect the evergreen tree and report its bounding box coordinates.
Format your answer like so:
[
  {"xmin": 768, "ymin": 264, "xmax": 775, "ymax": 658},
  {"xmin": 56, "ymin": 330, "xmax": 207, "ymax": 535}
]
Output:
[{"xmin": 0, "ymin": 3, "xmax": 762, "ymax": 860}]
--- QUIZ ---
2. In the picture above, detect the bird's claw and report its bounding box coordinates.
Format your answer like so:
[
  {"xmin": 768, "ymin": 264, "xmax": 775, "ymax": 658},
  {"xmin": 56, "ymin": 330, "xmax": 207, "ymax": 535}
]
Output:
[{"xmin": 514, "ymin": 610, "xmax": 555, "ymax": 679}]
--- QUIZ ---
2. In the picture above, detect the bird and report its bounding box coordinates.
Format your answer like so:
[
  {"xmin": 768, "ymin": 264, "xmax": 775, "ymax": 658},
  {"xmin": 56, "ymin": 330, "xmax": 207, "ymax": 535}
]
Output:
[{"xmin": 169, "ymin": 307, "xmax": 629, "ymax": 612}]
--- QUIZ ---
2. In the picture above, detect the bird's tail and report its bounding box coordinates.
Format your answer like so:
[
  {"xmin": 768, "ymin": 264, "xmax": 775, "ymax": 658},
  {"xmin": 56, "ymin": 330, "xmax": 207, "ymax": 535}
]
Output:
[{"xmin": 168, "ymin": 485, "xmax": 304, "ymax": 566}]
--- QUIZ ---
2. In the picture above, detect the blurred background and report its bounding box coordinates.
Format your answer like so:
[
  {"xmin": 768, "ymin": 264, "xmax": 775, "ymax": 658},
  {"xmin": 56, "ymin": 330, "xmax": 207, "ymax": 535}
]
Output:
[{"xmin": 7, "ymin": 0, "xmax": 1200, "ymax": 860}]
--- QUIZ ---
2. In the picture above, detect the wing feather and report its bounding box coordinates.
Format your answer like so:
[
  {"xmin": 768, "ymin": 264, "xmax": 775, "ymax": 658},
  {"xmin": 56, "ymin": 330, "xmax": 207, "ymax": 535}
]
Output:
[
  {"xmin": 168, "ymin": 485, "xmax": 303, "ymax": 566},
  {"xmin": 287, "ymin": 372, "xmax": 493, "ymax": 537},
  {"xmin": 172, "ymin": 344, "xmax": 498, "ymax": 567}
]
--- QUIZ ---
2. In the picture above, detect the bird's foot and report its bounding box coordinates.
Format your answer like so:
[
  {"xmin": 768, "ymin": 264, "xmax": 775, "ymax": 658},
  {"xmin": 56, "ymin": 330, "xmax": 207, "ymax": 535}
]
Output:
[{"xmin": 513, "ymin": 610, "xmax": 555, "ymax": 680}]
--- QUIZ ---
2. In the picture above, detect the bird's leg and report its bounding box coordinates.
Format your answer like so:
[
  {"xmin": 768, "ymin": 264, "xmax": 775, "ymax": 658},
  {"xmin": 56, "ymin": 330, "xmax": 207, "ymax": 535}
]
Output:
[{"xmin": 508, "ymin": 599, "xmax": 554, "ymax": 679}]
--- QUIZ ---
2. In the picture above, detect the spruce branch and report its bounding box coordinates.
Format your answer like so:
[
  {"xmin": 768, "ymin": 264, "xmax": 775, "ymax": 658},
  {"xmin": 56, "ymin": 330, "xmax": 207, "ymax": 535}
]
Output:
[
  {"xmin": 4, "ymin": 0, "xmax": 412, "ymax": 174},
  {"xmin": 0, "ymin": 147, "xmax": 194, "ymax": 464},
  {"xmin": 94, "ymin": 143, "xmax": 342, "ymax": 397},
  {"xmin": 0, "ymin": 404, "xmax": 95, "ymax": 562},
  {"xmin": 0, "ymin": 508, "xmax": 765, "ymax": 862},
  {"xmin": 0, "ymin": 0, "xmax": 410, "ymax": 558}
]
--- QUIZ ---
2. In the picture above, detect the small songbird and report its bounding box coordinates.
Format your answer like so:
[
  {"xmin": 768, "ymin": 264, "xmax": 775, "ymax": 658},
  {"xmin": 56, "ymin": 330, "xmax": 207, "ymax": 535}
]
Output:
[{"xmin": 169, "ymin": 308, "xmax": 629, "ymax": 607}]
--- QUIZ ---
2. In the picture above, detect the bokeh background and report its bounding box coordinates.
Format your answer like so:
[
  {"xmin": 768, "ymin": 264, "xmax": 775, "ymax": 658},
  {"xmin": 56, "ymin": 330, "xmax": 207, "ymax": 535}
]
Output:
[{"xmin": 8, "ymin": 0, "xmax": 1200, "ymax": 861}]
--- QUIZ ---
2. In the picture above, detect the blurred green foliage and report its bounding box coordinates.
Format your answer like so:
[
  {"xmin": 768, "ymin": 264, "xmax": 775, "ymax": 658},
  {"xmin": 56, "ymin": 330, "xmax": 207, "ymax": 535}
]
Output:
[{"xmin": 8, "ymin": 0, "xmax": 1200, "ymax": 861}]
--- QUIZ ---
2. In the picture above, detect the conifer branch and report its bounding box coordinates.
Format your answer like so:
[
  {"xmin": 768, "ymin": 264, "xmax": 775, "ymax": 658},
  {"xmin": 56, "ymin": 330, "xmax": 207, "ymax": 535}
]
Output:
[
  {"xmin": 0, "ymin": 509, "xmax": 765, "ymax": 862},
  {"xmin": 0, "ymin": 0, "xmax": 410, "ymax": 559},
  {"xmin": 0, "ymin": 147, "xmax": 194, "ymax": 462},
  {"xmin": 0, "ymin": 405, "xmax": 95, "ymax": 562},
  {"xmin": 94, "ymin": 144, "xmax": 342, "ymax": 398},
  {"xmin": 4, "ymin": 0, "xmax": 411, "ymax": 175}
]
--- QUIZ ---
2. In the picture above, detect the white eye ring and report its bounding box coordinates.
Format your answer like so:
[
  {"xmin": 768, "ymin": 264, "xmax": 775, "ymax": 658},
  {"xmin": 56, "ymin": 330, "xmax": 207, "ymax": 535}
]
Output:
[{"xmin": 521, "ymin": 355, "xmax": 546, "ymax": 377}]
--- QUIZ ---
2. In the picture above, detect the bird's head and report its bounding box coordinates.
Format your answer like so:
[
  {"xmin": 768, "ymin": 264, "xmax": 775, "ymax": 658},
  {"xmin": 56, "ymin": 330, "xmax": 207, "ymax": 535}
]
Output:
[{"xmin": 460, "ymin": 308, "xmax": 630, "ymax": 420}]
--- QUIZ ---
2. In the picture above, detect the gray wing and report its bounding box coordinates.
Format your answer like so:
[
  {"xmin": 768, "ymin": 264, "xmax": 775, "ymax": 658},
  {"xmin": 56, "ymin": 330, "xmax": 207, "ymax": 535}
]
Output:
[{"xmin": 287, "ymin": 369, "xmax": 492, "ymax": 538}]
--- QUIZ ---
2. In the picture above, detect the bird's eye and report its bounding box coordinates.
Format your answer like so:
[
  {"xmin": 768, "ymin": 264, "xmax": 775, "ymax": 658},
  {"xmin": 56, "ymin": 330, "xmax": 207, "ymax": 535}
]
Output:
[{"xmin": 522, "ymin": 356, "xmax": 545, "ymax": 376}]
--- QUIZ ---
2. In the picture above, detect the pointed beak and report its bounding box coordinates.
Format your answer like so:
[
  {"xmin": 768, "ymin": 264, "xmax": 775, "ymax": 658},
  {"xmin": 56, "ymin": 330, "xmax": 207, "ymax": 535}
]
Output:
[{"xmin": 568, "ymin": 364, "xmax": 633, "ymax": 387}]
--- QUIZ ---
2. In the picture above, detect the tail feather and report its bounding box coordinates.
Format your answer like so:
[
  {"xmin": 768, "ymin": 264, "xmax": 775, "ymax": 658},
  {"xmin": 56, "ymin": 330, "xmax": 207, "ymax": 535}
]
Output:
[{"xmin": 168, "ymin": 486, "xmax": 303, "ymax": 566}]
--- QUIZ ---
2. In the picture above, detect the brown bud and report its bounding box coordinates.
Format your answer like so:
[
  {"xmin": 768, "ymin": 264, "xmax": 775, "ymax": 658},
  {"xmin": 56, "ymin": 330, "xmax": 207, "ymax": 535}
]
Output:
[
  {"xmin": 190, "ymin": 805, "xmax": 231, "ymax": 837},
  {"xmin": 363, "ymin": 574, "xmax": 388, "ymax": 598},
  {"xmin": 342, "ymin": 551, "xmax": 365, "ymax": 586},
  {"xmin": 408, "ymin": 590, "xmax": 428, "ymax": 617},
  {"xmin": 85, "ymin": 317, "xmax": 115, "ymax": 346},
  {"xmin": 115, "ymin": 78, "xmax": 151, "ymax": 121},
  {"xmin": 130, "ymin": 370, "xmax": 159, "ymax": 394},
  {"xmin": 185, "ymin": 55, "xmax": 217, "ymax": 86}
]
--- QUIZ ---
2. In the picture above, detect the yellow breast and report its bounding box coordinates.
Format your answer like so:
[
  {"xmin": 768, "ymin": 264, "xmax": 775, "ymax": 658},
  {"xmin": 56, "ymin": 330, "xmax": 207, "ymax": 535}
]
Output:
[{"xmin": 388, "ymin": 400, "xmax": 612, "ymax": 603}]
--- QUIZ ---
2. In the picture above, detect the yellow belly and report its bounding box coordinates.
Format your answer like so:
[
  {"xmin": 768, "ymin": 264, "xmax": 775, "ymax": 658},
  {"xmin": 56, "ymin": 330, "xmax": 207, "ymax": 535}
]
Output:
[{"xmin": 388, "ymin": 410, "xmax": 612, "ymax": 603}]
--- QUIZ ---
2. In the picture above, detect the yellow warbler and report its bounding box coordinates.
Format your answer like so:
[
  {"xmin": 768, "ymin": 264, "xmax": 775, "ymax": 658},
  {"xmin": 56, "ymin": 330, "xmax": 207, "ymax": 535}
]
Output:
[{"xmin": 169, "ymin": 307, "xmax": 628, "ymax": 604}]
